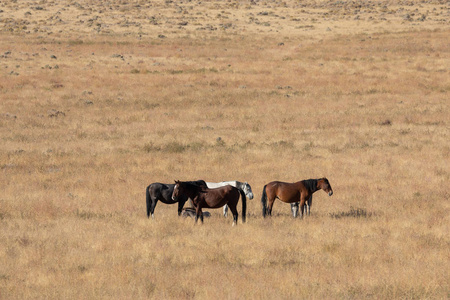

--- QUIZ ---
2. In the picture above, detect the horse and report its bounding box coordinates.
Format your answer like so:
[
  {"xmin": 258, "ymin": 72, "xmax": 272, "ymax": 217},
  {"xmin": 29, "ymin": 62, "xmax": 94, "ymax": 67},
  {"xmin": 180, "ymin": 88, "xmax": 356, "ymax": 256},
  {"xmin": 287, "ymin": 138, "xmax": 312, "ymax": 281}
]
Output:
[
  {"xmin": 261, "ymin": 178, "xmax": 333, "ymax": 218},
  {"xmin": 205, "ymin": 181, "xmax": 254, "ymax": 217},
  {"xmin": 146, "ymin": 180, "xmax": 206, "ymax": 219},
  {"xmin": 181, "ymin": 208, "xmax": 211, "ymax": 218},
  {"xmin": 172, "ymin": 180, "xmax": 246, "ymax": 225}
]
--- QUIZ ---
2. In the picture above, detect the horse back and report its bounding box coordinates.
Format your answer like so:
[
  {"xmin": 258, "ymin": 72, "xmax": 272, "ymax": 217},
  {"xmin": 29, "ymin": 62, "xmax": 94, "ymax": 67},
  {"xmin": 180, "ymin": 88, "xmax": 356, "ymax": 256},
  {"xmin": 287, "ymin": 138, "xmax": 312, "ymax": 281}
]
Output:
[
  {"xmin": 208, "ymin": 185, "xmax": 239, "ymax": 197},
  {"xmin": 202, "ymin": 185, "xmax": 240, "ymax": 208},
  {"xmin": 149, "ymin": 182, "xmax": 174, "ymax": 200},
  {"xmin": 205, "ymin": 181, "xmax": 237, "ymax": 189}
]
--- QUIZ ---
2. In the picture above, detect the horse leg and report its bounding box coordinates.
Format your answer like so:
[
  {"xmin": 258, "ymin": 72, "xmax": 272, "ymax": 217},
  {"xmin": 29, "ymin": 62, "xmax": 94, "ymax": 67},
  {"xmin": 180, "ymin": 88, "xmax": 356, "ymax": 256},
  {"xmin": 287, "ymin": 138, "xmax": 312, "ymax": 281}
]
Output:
[
  {"xmin": 150, "ymin": 198, "xmax": 158, "ymax": 219},
  {"xmin": 177, "ymin": 197, "xmax": 187, "ymax": 216},
  {"xmin": 228, "ymin": 202, "xmax": 238, "ymax": 226},
  {"xmin": 267, "ymin": 197, "xmax": 275, "ymax": 216},
  {"xmin": 223, "ymin": 205, "xmax": 228, "ymax": 217},
  {"xmin": 307, "ymin": 195, "xmax": 312, "ymax": 216},
  {"xmin": 291, "ymin": 202, "xmax": 299, "ymax": 218},
  {"xmin": 195, "ymin": 206, "xmax": 203, "ymax": 224},
  {"xmin": 195, "ymin": 206, "xmax": 199, "ymax": 223},
  {"xmin": 299, "ymin": 199, "xmax": 306, "ymax": 219}
]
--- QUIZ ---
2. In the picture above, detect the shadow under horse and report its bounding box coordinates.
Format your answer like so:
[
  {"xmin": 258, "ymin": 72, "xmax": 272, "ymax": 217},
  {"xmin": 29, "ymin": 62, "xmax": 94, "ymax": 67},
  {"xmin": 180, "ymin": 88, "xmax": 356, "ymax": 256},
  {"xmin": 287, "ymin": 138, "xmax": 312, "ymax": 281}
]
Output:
[
  {"xmin": 146, "ymin": 180, "xmax": 206, "ymax": 219},
  {"xmin": 172, "ymin": 180, "xmax": 246, "ymax": 225},
  {"xmin": 261, "ymin": 178, "xmax": 333, "ymax": 218}
]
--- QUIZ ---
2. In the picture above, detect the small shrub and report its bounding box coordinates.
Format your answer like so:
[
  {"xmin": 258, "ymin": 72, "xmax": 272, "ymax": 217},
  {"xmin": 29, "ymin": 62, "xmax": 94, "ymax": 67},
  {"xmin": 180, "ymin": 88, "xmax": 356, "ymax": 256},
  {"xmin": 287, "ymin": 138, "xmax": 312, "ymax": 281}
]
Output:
[
  {"xmin": 168, "ymin": 69, "xmax": 183, "ymax": 74},
  {"xmin": 270, "ymin": 140, "xmax": 294, "ymax": 149},
  {"xmin": 143, "ymin": 142, "xmax": 161, "ymax": 152},
  {"xmin": 76, "ymin": 209, "xmax": 113, "ymax": 219},
  {"xmin": 164, "ymin": 142, "xmax": 187, "ymax": 153},
  {"xmin": 330, "ymin": 207, "xmax": 374, "ymax": 219},
  {"xmin": 380, "ymin": 119, "xmax": 392, "ymax": 126},
  {"xmin": 144, "ymin": 142, "xmax": 206, "ymax": 153}
]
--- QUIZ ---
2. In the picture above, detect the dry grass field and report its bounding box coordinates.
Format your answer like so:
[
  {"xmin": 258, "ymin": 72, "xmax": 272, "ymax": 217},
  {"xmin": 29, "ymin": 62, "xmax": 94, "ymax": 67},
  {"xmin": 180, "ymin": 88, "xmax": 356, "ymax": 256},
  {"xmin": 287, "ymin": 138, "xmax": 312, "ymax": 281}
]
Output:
[{"xmin": 1, "ymin": 0, "xmax": 449, "ymax": 299}]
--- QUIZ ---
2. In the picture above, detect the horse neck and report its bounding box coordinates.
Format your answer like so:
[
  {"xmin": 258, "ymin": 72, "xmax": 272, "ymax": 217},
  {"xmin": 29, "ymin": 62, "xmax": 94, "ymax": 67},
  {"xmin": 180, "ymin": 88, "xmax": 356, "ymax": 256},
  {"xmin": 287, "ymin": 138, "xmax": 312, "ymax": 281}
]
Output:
[
  {"xmin": 182, "ymin": 184, "xmax": 202, "ymax": 199},
  {"xmin": 231, "ymin": 181, "xmax": 243, "ymax": 189},
  {"xmin": 303, "ymin": 179, "xmax": 319, "ymax": 194},
  {"xmin": 233, "ymin": 181, "xmax": 252, "ymax": 196}
]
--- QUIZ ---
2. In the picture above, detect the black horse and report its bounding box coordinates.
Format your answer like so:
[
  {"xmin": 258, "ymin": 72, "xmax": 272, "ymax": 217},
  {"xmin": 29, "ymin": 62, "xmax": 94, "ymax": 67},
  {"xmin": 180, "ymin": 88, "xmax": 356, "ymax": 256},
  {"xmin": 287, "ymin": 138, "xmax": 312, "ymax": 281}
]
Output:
[{"xmin": 146, "ymin": 180, "xmax": 207, "ymax": 218}]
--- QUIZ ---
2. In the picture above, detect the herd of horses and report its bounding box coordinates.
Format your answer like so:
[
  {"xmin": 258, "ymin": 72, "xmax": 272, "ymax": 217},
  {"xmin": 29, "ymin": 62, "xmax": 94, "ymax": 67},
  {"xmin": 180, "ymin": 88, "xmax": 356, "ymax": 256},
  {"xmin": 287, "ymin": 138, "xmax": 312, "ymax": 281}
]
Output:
[{"xmin": 146, "ymin": 178, "xmax": 333, "ymax": 225}]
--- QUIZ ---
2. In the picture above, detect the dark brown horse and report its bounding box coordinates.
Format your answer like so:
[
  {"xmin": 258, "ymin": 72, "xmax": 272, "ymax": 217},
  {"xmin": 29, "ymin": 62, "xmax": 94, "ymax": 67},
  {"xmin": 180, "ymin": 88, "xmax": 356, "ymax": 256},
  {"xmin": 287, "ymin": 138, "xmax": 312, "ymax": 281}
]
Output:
[
  {"xmin": 261, "ymin": 178, "xmax": 333, "ymax": 218},
  {"xmin": 172, "ymin": 180, "xmax": 246, "ymax": 225}
]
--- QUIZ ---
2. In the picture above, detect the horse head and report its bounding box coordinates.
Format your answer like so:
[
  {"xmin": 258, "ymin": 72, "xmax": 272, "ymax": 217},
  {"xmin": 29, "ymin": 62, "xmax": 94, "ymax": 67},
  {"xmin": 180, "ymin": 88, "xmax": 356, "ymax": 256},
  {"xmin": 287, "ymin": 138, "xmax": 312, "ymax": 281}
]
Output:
[
  {"xmin": 172, "ymin": 180, "xmax": 204, "ymax": 201},
  {"xmin": 243, "ymin": 182, "xmax": 254, "ymax": 200},
  {"xmin": 172, "ymin": 180, "xmax": 181, "ymax": 201},
  {"xmin": 318, "ymin": 178, "xmax": 333, "ymax": 196}
]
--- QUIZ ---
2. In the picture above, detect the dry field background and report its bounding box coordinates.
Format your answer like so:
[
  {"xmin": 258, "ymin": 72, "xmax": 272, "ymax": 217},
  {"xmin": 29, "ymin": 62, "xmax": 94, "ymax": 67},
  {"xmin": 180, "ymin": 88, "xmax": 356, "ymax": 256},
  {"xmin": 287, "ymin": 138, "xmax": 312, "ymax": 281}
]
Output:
[{"xmin": 1, "ymin": 0, "xmax": 449, "ymax": 299}]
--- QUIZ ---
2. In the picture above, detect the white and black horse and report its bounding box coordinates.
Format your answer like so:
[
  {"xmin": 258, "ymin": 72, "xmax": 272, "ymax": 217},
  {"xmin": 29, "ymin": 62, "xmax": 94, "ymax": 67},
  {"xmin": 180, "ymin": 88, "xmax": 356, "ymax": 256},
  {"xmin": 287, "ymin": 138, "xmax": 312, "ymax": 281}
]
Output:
[
  {"xmin": 205, "ymin": 181, "xmax": 254, "ymax": 217},
  {"xmin": 146, "ymin": 180, "xmax": 206, "ymax": 219}
]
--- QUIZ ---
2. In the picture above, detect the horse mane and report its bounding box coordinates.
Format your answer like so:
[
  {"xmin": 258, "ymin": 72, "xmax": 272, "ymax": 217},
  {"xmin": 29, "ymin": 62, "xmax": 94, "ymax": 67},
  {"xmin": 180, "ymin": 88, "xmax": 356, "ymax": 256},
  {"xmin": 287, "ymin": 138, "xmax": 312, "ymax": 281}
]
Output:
[
  {"xmin": 232, "ymin": 181, "xmax": 244, "ymax": 189},
  {"xmin": 180, "ymin": 181, "xmax": 207, "ymax": 193},
  {"xmin": 302, "ymin": 179, "xmax": 318, "ymax": 193},
  {"xmin": 186, "ymin": 180, "xmax": 207, "ymax": 187}
]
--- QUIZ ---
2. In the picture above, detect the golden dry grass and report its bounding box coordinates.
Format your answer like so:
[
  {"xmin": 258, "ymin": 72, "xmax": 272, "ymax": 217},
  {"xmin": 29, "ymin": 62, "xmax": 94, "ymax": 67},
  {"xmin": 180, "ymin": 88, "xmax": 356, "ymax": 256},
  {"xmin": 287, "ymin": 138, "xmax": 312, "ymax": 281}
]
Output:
[{"xmin": 1, "ymin": 0, "xmax": 449, "ymax": 299}]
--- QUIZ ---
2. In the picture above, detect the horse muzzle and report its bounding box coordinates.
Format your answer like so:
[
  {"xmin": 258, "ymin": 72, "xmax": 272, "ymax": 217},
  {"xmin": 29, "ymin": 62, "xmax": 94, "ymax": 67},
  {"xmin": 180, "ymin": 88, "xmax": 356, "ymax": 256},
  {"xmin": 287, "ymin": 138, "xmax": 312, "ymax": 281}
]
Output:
[{"xmin": 328, "ymin": 191, "xmax": 333, "ymax": 196}]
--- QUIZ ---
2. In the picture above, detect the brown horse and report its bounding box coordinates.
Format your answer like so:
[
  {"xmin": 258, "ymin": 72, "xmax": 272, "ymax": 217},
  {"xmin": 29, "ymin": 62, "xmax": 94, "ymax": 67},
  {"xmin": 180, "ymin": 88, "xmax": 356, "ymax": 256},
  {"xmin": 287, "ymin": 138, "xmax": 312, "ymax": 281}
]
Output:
[
  {"xmin": 261, "ymin": 178, "xmax": 333, "ymax": 218},
  {"xmin": 172, "ymin": 180, "xmax": 246, "ymax": 225}
]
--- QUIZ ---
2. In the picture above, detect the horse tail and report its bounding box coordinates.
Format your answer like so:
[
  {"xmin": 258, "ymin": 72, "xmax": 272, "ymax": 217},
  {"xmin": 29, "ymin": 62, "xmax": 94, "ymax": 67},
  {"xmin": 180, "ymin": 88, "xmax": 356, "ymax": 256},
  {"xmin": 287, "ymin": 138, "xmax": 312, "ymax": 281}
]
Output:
[
  {"xmin": 146, "ymin": 184, "xmax": 151, "ymax": 218},
  {"xmin": 261, "ymin": 185, "xmax": 267, "ymax": 218},
  {"xmin": 239, "ymin": 189, "xmax": 246, "ymax": 223}
]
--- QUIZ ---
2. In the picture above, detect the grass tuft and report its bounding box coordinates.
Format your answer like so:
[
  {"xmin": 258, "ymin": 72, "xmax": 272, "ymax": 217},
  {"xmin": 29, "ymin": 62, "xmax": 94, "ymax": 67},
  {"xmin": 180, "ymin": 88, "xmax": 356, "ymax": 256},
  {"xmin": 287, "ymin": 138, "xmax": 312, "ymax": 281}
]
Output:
[{"xmin": 330, "ymin": 207, "xmax": 375, "ymax": 219}]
